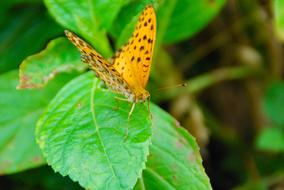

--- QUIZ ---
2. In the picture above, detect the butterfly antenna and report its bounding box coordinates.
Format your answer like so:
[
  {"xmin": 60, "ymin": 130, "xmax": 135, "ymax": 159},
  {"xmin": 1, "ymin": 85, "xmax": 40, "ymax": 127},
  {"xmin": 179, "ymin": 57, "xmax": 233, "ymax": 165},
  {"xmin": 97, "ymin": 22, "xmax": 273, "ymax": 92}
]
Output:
[{"xmin": 154, "ymin": 82, "xmax": 188, "ymax": 92}]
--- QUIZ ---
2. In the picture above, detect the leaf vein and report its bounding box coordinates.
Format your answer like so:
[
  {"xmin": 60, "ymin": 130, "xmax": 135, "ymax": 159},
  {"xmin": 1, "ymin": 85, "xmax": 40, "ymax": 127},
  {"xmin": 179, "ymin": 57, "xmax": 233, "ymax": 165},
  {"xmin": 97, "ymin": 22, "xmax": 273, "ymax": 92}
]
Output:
[{"xmin": 90, "ymin": 79, "xmax": 122, "ymax": 189}]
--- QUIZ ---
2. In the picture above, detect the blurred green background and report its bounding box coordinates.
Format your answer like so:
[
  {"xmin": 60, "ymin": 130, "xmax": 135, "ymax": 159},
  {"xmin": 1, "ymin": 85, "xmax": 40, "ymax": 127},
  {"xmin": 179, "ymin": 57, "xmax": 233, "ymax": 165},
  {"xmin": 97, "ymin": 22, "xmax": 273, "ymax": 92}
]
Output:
[{"xmin": 1, "ymin": 0, "xmax": 284, "ymax": 189}]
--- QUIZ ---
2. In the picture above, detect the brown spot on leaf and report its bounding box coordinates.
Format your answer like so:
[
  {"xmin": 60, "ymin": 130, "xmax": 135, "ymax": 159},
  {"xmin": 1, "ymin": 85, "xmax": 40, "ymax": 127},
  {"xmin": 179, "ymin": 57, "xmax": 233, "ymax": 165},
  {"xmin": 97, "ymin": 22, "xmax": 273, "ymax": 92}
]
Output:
[
  {"xmin": 188, "ymin": 152, "xmax": 197, "ymax": 162},
  {"xmin": 32, "ymin": 156, "xmax": 42, "ymax": 163}
]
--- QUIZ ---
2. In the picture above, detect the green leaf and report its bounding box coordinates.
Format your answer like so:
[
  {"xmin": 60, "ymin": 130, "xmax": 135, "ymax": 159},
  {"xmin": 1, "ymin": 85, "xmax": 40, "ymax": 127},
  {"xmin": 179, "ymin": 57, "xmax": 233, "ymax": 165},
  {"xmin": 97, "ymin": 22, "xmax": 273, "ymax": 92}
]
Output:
[
  {"xmin": 110, "ymin": 0, "xmax": 225, "ymax": 46},
  {"xmin": 0, "ymin": 6, "xmax": 62, "ymax": 74},
  {"xmin": 163, "ymin": 0, "xmax": 226, "ymax": 43},
  {"xmin": 134, "ymin": 105, "xmax": 212, "ymax": 190},
  {"xmin": 155, "ymin": 0, "xmax": 176, "ymax": 48},
  {"xmin": 274, "ymin": 0, "xmax": 284, "ymax": 41},
  {"xmin": 256, "ymin": 127, "xmax": 284, "ymax": 152},
  {"xmin": 36, "ymin": 72, "xmax": 152, "ymax": 190},
  {"xmin": 18, "ymin": 37, "xmax": 86, "ymax": 89},
  {"xmin": 36, "ymin": 73, "xmax": 210, "ymax": 189},
  {"xmin": 109, "ymin": 0, "xmax": 156, "ymax": 48},
  {"xmin": 263, "ymin": 81, "xmax": 284, "ymax": 126},
  {"xmin": 0, "ymin": 70, "xmax": 75, "ymax": 175},
  {"xmin": 44, "ymin": 0, "xmax": 126, "ymax": 57}
]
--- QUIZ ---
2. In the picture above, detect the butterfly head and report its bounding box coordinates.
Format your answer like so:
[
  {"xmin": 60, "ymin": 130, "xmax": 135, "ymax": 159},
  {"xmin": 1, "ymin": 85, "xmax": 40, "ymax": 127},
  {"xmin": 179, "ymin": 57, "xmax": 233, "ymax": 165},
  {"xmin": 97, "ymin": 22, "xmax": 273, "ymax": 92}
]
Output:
[{"xmin": 132, "ymin": 88, "xmax": 150, "ymax": 103}]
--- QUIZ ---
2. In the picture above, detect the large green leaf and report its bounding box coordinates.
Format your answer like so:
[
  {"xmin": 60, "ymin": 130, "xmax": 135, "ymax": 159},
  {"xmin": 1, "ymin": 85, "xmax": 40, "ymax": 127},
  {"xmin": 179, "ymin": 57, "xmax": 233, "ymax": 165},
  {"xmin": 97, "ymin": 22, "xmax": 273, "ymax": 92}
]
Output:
[
  {"xmin": 36, "ymin": 71, "xmax": 211, "ymax": 189},
  {"xmin": 109, "ymin": 0, "xmax": 156, "ymax": 48},
  {"xmin": 263, "ymin": 81, "xmax": 284, "ymax": 126},
  {"xmin": 163, "ymin": 0, "xmax": 226, "ymax": 43},
  {"xmin": 0, "ymin": 70, "xmax": 75, "ymax": 175},
  {"xmin": 44, "ymin": 0, "xmax": 130, "ymax": 57},
  {"xmin": 110, "ymin": 0, "xmax": 225, "ymax": 46},
  {"xmin": 0, "ymin": 6, "xmax": 62, "ymax": 74},
  {"xmin": 36, "ymin": 72, "xmax": 152, "ymax": 190},
  {"xmin": 274, "ymin": 0, "xmax": 284, "ymax": 41},
  {"xmin": 134, "ymin": 105, "xmax": 212, "ymax": 190},
  {"xmin": 18, "ymin": 37, "xmax": 86, "ymax": 89}
]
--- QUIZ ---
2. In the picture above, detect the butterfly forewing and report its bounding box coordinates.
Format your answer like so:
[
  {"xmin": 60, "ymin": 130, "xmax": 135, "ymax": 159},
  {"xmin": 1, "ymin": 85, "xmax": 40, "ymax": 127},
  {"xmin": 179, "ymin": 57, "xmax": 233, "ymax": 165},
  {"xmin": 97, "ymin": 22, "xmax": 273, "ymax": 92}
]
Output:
[
  {"xmin": 65, "ymin": 5, "xmax": 155, "ymax": 103},
  {"xmin": 65, "ymin": 30, "xmax": 134, "ymax": 100},
  {"xmin": 112, "ymin": 5, "xmax": 156, "ymax": 88}
]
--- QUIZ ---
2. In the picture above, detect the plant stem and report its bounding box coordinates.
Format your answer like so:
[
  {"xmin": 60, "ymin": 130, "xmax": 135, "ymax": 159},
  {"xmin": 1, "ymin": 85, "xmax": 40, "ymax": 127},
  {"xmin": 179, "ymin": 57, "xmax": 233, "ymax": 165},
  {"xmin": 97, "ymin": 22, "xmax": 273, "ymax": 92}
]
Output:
[
  {"xmin": 233, "ymin": 171, "xmax": 284, "ymax": 190},
  {"xmin": 158, "ymin": 66, "xmax": 262, "ymax": 101}
]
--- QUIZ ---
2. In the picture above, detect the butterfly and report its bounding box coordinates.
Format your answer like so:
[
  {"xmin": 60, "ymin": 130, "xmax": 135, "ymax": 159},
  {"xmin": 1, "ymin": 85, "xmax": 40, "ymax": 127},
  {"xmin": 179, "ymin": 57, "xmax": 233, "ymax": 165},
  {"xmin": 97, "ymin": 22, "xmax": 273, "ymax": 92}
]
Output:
[{"xmin": 65, "ymin": 5, "xmax": 156, "ymax": 118}]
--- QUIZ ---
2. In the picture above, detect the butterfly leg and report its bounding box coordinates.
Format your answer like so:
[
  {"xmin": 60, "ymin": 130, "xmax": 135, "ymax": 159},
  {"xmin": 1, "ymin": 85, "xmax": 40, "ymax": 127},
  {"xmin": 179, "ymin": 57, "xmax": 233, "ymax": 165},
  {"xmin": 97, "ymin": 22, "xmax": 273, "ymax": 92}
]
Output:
[
  {"xmin": 114, "ymin": 97, "xmax": 129, "ymax": 101},
  {"xmin": 113, "ymin": 96, "xmax": 129, "ymax": 110},
  {"xmin": 128, "ymin": 103, "xmax": 136, "ymax": 120},
  {"xmin": 147, "ymin": 98, "xmax": 152, "ymax": 120}
]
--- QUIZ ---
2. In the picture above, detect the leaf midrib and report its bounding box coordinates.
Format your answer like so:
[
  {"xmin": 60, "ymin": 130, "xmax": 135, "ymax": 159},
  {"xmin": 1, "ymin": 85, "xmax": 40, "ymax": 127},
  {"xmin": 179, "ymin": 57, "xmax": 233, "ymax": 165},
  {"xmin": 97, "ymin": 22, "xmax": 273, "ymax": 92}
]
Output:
[{"xmin": 90, "ymin": 79, "xmax": 122, "ymax": 189}]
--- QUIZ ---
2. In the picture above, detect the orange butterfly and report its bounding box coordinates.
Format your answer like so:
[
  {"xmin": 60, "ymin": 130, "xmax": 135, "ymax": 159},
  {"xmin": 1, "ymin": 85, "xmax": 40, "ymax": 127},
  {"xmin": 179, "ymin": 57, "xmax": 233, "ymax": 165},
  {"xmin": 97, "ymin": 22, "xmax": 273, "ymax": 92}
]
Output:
[{"xmin": 65, "ymin": 5, "xmax": 156, "ymax": 118}]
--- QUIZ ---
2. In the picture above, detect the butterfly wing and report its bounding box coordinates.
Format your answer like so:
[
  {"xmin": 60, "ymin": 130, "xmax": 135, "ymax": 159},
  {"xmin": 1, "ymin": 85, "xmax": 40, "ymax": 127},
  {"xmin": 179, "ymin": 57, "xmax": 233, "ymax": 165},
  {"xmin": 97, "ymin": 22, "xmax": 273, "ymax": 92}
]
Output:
[
  {"xmin": 65, "ymin": 30, "xmax": 135, "ymax": 100},
  {"xmin": 112, "ymin": 5, "xmax": 156, "ymax": 88}
]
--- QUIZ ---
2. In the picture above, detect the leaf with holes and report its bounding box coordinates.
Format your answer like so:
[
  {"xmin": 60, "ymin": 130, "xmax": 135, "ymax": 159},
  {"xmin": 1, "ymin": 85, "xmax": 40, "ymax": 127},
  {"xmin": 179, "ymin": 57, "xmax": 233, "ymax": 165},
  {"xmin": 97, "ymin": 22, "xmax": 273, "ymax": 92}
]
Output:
[{"xmin": 18, "ymin": 38, "xmax": 85, "ymax": 89}]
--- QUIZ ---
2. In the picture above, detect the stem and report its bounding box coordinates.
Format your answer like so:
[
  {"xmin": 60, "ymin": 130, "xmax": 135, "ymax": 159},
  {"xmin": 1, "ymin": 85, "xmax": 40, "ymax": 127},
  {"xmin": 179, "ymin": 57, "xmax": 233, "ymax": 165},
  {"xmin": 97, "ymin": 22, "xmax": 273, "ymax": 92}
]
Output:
[
  {"xmin": 259, "ymin": 0, "xmax": 283, "ymax": 79},
  {"xmin": 233, "ymin": 171, "xmax": 284, "ymax": 190},
  {"xmin": 188, "ymin": 66, "xmax": 259, "ymax": 93},
  {"xmin": 157, "ymin": 66, "xmax": 262, "ymax": 101}
]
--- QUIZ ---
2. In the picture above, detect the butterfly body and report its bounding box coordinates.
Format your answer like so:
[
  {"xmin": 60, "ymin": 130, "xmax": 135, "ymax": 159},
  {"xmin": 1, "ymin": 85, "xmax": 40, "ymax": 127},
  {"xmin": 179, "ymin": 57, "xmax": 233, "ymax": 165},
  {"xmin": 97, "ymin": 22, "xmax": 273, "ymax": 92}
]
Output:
[{"xmin": 65, "ymin": 5, "xmax": 156, "ymax": 115}]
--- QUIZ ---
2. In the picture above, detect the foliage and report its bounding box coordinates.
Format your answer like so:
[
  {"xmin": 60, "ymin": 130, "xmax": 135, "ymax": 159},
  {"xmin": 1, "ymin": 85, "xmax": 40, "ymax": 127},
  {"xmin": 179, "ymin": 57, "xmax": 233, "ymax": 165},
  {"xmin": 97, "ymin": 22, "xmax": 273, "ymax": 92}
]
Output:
[
  {"xmin": 275, "ymin": 0, "xmax": 284, "ymax": 41},
  {"xmin": 18, "ymin": 38, "xmax": 86, "ymax": 89},
  {"xmin": 257, "ymin": 81, "xmax": 284, "ymax": 152},
  {"xmin": 1, "ymin": 0, "xmax": 284, "ymax": 189},
  {"xmin": 0, "ymin": 70, "xmax": 76, "ymax": 174}
]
